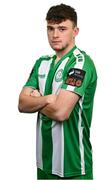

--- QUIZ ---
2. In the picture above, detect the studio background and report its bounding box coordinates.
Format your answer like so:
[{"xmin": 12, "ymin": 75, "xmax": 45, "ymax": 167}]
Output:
[{"xmin": 0, "ymin": 0, "xmax": 111, "ymax": 179}]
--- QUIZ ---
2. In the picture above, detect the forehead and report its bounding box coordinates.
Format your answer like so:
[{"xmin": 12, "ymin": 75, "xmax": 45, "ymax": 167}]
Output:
[{"xmin": 47, "ymin": 19, "xmax": 73, "ymax": 28}]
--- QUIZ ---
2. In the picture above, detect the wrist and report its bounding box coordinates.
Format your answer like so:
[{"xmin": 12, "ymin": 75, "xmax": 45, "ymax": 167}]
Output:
[{"xmin": 45, "ymin": 94, "xmax": 57, "ymax": 104}]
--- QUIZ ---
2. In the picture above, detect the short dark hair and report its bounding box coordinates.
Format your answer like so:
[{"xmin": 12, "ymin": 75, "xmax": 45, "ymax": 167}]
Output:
[{"xmin": 46, "ymin": 3, "xmax": 77, "ymax": 26}]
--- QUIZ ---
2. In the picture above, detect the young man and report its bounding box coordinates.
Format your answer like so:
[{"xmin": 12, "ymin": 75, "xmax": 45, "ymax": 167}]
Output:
[{"xmin": 18, "ymin": 4, "xmax": 97, "ymax": 179}]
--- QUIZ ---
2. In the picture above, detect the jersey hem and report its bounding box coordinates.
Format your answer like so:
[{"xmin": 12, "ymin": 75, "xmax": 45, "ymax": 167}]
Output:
[{"xmin": 37, "ymin": 163, "xmax": 92, "ymax": 178}]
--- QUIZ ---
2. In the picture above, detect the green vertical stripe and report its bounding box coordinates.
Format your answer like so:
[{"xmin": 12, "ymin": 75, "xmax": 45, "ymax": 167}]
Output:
[
  {"xmin": 41, "ymin": 59, "xmax": 55, "ymax": 171},
  {"xmin": 63, "ymin": 105, "xmax": 81, "ymax": 175},
  {"xmin": 42, "ymin": 117, "xmax": 53, "ymax": 170}
]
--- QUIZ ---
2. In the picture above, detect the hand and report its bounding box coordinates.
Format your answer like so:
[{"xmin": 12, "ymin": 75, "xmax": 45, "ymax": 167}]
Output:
[
  {"xmin": 30, "ymin": 89, "xmax": 41, "ymax": 97},
  {"xmin": 46, "ymin": 94, "xmax": 57, "ymax": 104}
]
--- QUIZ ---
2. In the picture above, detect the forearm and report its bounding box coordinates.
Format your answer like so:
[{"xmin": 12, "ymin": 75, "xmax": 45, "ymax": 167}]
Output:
[
  {"xmin": 40, "ymin": 100, "xmax": 68, "ymax": 121},
  {"xmin": 40, "ymin": 103, "xmax": 58, "ymax": 119},
  {"xmin": 18, "ymin": 95, "xmax": 49, "ymax": 113},
  {"xmin": 40, "ymin": 89, "xmax": 79, "ymax": 121}
]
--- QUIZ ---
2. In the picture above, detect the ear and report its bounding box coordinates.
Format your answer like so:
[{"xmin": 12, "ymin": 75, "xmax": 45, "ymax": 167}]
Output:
[{"xmin": 73, "ymin": 27, "xmax": 79, "ymax": 37}]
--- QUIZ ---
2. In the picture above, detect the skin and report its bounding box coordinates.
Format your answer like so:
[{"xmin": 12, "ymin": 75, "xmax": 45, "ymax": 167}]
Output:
[
  {"xmin": 18, "ymin": 19, "xmax": 80, "ymax": 121},
  {"xmin": 47, "ymin": 20, "xmax": 79, "ymax": 63}
]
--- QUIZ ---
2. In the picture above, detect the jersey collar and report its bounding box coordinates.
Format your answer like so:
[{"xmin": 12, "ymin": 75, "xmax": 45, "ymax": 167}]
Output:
[{"xmin": 53, "ymin": 45, "xmax": 77, "ymax": 64}]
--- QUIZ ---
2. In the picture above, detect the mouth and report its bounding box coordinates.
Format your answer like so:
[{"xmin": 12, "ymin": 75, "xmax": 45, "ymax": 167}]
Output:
[
  {"xmin": 52, "ymin": 40, "xmax": 61, "ymax": 42},
  {"xmin": 51, "ymin": 41, "xmax": 61, "ymax": 44}
]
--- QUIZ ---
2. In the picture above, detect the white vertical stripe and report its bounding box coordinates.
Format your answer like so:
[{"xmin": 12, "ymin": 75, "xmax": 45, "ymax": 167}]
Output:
[
  {"xmin": 78, "ymin": 96, "xmax": 85, "ymax": 175},
  {"xmin": 36, "ymin": 114, "xmax": 43, "ymax": 168},
  {"xmin": 61, "ymin": 124, "xmax": 64, "ymax": 176},
  {"xmin": 51, "ymin": 122, "xmax": 64, "ymax": 177},
  {"xmin": 38, "ymin": 59, "xmax": 52, "ymax": 95}
]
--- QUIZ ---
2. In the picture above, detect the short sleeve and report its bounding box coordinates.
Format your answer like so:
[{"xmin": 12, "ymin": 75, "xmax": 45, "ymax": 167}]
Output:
[
  {"xmin": 24, "ymin": 60, "xmax": 40, "ymax": 89},
  {"xmin": 61, "ymin": 57, "xmax": 97, "ymax": 97}
]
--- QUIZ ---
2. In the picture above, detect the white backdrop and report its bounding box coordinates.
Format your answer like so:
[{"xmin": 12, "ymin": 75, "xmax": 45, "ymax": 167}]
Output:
[{"xmin": 0, "ymin": 0, "xmax": 111, "ymax": 179}]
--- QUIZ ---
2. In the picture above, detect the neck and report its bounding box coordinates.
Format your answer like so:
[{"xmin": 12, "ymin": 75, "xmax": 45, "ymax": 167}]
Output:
[{"xmin": 55, "ymin": 43, "xmax": 75, "ymax": 62}]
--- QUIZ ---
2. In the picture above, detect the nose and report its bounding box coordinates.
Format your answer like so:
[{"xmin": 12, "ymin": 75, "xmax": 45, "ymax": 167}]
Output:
[{"xmin": 53, "ymin": 29, "xmax": 59, "ymax": 38}]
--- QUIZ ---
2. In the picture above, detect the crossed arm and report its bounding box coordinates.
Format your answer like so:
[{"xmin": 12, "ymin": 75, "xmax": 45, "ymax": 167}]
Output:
[{"xmin": 18, "ymin": 87, "xmax": 80, "ymax": 121}]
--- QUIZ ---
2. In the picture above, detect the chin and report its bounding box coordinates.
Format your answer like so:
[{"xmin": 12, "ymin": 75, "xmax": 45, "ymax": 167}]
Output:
[
  {"xmin": 53, "ymin": 47, "xmax": 61, "ymax": 51},
  {"xmin": 51, "ymin": 46, "xmax": 63, "ymax": 51}
]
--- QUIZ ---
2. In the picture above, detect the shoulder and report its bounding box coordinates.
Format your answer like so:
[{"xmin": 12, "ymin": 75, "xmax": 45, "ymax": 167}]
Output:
[
  {"xmin": 39, "ymin": 54, "xmax": 54, "ymax": 61},
  {"xmin": 33, "ymin": 54, "xmax": 54, "ymax": 67},
  {"xmin": 81, "ymin": 50, "xmax": 97, "ymax": 81},
  {"xmin": 82, "ymin": 51, "xmax": 97, "ymax": 75},
  {"xmin": 73, "ymin": 47, "xmax": 97, "ymax": 80},
  {"xmin": 74, "ymin": 48, "xmax": 97, "ymax": 70}
]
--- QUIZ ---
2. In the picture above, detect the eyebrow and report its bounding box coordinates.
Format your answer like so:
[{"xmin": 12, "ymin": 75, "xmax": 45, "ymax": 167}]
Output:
[{"xmin": 47, "ymin": 25, "xmax": 68, "ymax": 29}]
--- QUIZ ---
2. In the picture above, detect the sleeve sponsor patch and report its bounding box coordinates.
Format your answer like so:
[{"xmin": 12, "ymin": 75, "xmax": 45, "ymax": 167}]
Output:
[{"xmin": 65, "ymin": 68, "xmax": 86, "ymax": 87}]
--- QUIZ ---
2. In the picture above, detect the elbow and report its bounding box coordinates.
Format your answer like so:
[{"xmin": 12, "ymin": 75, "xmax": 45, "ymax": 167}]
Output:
[
  {"xmin": 18, "ymin": 95, "xmax": 26, "ymax": 113},
  {"xmin": 18, "ymin": 106, "xmax": 24, "ymax": 113},
  {"xmin": 18, "ymin": 104, "xmax": 29, "ymax": 113},
  {"xmin": 18, "ymin": 98, "xmax": 27, "ymax": 113},
  {"xmin": 54, "ymin": 111, "xmax": 69, "ymax": 122},
  {"xmin": 18, "ymin": 102, "xmax": 25, "ymax": 113},
  {"xmin": 18, "ymin": 99, "xmax": 37, "ymax": 113}
]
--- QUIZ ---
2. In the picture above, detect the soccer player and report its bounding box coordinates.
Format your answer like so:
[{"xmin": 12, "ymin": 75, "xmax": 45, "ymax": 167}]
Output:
[{"xmin": 18, "ymin": 3, "xmax": 97, "ymax": 179}]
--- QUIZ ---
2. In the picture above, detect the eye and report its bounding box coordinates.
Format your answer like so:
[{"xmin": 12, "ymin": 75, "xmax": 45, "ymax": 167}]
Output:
[
  {"xmin": 59, "ymin": 27, "xmax": 67, "ymax": 32},
  {"xmin": 47, "ymin": 26, "xmax": 54, "ymax": 32}
]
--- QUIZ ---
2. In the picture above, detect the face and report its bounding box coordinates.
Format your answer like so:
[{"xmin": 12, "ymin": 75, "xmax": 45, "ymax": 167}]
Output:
[{"xmin": 47, "ymin": 19, "xmax": 79, "ymax": 53}]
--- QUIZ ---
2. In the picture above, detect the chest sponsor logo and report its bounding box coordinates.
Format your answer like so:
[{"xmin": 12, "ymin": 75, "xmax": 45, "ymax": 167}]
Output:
[{"xmin": 55, "ymin": 69, "xmax": 63, "ymax": 82}]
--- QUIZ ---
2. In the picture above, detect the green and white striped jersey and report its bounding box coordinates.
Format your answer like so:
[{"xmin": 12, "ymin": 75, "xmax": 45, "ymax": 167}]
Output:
[{"xmin": 24, "ymin": 46, "xmax": 97, "ymax": 177}]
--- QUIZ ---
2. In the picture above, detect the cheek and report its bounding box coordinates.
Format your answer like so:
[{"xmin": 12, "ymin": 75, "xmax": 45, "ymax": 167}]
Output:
[
  {"xmin": 63, "ymin": 32, "xmax": 74, "ymax": 42},
  {"xmin": 69, "ymin": 33, "xmax": 75, "ymax": 41},
  {"xmin": 47, "ymin": 34, "xmax": 52, "ymax": 42},
  {"xmin": 47, "ymin": 31, "xmax": 52, "ymax": 37}
]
